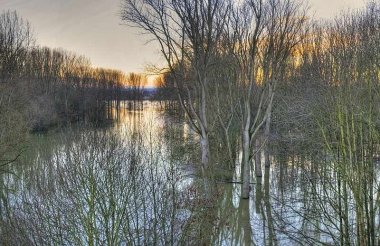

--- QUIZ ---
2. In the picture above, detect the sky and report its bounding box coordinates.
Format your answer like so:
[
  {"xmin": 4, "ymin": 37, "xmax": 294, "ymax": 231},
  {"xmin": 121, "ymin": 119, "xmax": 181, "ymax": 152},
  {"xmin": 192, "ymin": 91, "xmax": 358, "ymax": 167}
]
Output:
[{"xmin": 0, "ymin": 0, "xmax": 367, "ymax": 76}]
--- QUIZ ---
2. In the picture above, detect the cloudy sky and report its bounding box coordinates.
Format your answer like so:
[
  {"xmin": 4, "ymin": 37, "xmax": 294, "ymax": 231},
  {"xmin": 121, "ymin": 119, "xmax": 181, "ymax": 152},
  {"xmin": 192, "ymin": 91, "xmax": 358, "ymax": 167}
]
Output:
[{"xmin": 0, "ymin": 0, "xmax": 367, "ymax": 74}]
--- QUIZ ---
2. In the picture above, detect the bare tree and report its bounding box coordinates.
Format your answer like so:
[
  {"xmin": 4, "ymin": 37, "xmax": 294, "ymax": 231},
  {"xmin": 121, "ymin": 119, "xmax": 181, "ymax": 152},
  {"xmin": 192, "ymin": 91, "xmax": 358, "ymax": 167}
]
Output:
[
  {"xmin": 121, "ymin": 0, "xmax": 231, "ymax": 174},
  {"xmin": 0, "ymin": 10, "xmax": 33, "ymax": 81},
  {"xmin": 228, "ymin": 0, "xmax": 308, "ymax": 198},
  {"xmin": 0, "ymin": 10, "xmax": 33, "ymax": 171},
  {"xmin": 228, "ymin": 0, "xmax": 268, "ymax": 198},
  {"xmin": 260, "ymin": 0, "xmax": 308, "ymax": 171}
]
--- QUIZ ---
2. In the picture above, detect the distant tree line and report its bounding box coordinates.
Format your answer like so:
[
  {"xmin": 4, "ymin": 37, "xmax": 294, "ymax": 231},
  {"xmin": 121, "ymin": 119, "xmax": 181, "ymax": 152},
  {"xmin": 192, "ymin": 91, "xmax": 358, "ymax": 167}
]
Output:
[{"xmin": 0, "ymin": 10, "xmax": 157, "ymax": 133}]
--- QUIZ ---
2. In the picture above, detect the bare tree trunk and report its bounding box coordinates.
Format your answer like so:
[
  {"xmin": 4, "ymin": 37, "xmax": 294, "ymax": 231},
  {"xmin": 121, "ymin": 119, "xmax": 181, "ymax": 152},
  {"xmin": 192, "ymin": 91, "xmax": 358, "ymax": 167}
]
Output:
[
  {"xmin": 264, "ymin": 87, "xmax": 273, "ymax": 168},
  {"xmin": 225, "ymin": 128, "xmax": 234, "ymax": 169},
  {"xmin": 200, "ymin": 82, "xmax": 210, "ymax": 169},
  {"xmin": 242, "ymin": 108, "xmax": 251, "ymax": 199},
  {"xmin": 255, "ymin": 137, "xmax": 262, "ymax": 177},
  {"xmin": 200, "ymin": 134, "xmax": 209, "ymax": 171}
]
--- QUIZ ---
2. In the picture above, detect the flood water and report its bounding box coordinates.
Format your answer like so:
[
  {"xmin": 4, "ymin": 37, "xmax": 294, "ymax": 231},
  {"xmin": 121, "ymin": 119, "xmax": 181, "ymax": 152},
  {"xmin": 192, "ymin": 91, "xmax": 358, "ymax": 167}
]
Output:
[{"xmin": 1, "ymin": 101, "xmax": 379, "ymax": 245}]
